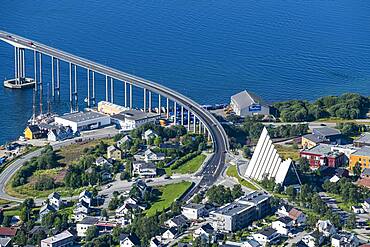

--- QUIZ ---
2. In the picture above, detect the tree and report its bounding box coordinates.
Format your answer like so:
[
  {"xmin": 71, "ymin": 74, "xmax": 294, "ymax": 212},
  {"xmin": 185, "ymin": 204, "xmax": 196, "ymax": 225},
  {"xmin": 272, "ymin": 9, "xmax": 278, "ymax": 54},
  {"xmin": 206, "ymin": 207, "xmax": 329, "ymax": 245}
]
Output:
[
  {"xmin": 101, "ymin": 209, "xmax": 108, "ymax": 219},
  {"xmin": 353, "ymin": 162, "xmax": 362, "ymax": 177},
  {"xmin": 242, "ymin": 146, "xmax": 252, "ymax": 158},
  {"xmin": 85, "ymin": 225, "xmax": 99, "ymax": 241},
  {"xmin": 154, "ymin": 136, "xmax": 162, "ymax": 147},
  {"xmin": 285, "ymin": 185, "xmax": 296, "ymax": 201},
  {"xmin": 231, "ymin": 184, "xmax": 244, "ymax": 199},
  {"xmin": 298, "ymin": 157, "xmax": 310, "ymax": 172},
  {"xmin": 345, "ymin": 213, "xmax": 356, "ymax": 229}
]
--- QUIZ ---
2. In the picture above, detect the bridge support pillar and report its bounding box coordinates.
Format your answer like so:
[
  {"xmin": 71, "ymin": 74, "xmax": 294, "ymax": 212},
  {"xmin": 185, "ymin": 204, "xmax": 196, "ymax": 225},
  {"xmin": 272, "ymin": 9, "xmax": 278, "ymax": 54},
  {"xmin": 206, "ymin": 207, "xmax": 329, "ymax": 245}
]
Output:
[
  {"xmin": 148, "ymin": 91, "xmax": 152, "ymax": 112},
  {"xmin": 74, "ymin": 65, "xmax": 78, "ymax": 112},
  {"xmin": 87, "ymin": 69, "xmax": 90, "ymax": 107},
  {"xmin": 33, "ymin": 50, "xmax": 37, "ymax": 92},
  {"xmin": 193, "ymin": 116, "xmax": 197, "ymax": 133},
  {"xmin": 111, "ymin": 78, "xmax": 114, "ymax": 103},
  {"xmin": 130, "ymin": 83, "xmax": 133, "ymax": 109},
  {"xmin": 158, "ymin": 94, "xmax": 161, "ymax": 115},
  {"xmin": 56, "ymin": 59, "xmax": 60, "ymax": 97},
  {"xmin": 51, "ymin": 56, "xmax": 54, "ymax": 97},
  {"xmin": 166, "ymin": 98, "xmax": 169, "ymax": 119},
  {"xmin": 124, "ymin": 81, "xmax": 127, "ymax": 107},
  {"xmin": 143, "ymin": 88, "xmax": 147, "ymax": 112},
  {"xmin": 174, "ymin": 102, "xmax": 177, "ymax": 124},
  {"xmin": 13, "ymin": 47, "xmax": 26, "ymax": 85},
  {"xmin": 187, "ymin": 110, "xmax": 190, "ymax": 132},
  {"xmin": 181, "ymin": 106, "xmax": 184, "ymax": 125},
  {"xmin": 92, "ymin": 71, "xmax": 95, "ymax": 106},
  {"xmin": 69, "ymin": 62, "xmax": 73, "ymax": 113},
  {"xmin": 105, "ymin": 75, "xmax": 109, "ymax": 102},
  {"xmin": 39, "ymin": 53, "xmax": 43, "ymax": 115}
]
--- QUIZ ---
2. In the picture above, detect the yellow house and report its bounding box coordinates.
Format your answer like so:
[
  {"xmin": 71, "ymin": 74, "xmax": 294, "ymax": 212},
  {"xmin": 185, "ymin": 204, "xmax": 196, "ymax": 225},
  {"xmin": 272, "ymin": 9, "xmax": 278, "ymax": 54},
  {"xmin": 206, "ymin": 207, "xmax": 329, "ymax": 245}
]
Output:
[
  {"xmin": 349, "ymin": 146, "xmax": 370, "ymax": 170},
  {"xmin": 24, "ymin": 125, "xmax": 43, "ymax": 140},
  {"xmin": 301, "ymin": 134, "xmax": 326, "ymax": 149},
  {"xmin": 107, "ymin": 145, "xmax": 122, "ymax": 160}
]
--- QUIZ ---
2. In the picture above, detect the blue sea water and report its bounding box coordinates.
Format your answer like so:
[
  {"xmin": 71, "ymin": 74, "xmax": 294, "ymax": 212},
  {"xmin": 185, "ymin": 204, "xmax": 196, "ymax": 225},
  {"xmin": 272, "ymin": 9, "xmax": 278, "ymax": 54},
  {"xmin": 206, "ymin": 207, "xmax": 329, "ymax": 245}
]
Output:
[{"xmin": 1, "ymin": 1, "xmax": 370, "ymax": 144}]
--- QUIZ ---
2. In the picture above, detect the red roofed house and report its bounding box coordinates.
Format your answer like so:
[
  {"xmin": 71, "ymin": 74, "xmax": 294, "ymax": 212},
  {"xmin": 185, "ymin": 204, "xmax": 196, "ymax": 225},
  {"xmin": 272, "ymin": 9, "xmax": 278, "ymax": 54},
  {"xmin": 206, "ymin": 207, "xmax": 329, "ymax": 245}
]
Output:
[
  {"xmin": 300, "ymin": 144, "xmax": 345, "ymax": 169},
  {"xmin": 288, "ymin": 208, "xmax": 306, "ymax": 226},
  {"xmin": 0, "ymin": 227, "xmax": 18, "ymax": 238}
]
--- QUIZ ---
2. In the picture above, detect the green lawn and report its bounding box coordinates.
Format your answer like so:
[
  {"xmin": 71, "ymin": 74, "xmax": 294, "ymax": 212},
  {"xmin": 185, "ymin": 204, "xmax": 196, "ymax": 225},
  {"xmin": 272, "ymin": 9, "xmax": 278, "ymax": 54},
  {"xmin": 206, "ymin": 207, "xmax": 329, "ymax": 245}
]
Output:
[
  {"xmin": 167, "ymin": 154, "xmax": 206, "ymax": 175},
  {"xmin": 146, "ymin": 181, "xmax": 192, "ymax": 216},
  {"xmin": 327, "ymin": 193, "xmax": 357, "ymax": 212},
  {"xmin": 275, "ymin": 145, "xmax": 300, "ymax": 161},
  {"xmin": 226, "ymin": 165, "xmax": 258, "ymax": 190}
]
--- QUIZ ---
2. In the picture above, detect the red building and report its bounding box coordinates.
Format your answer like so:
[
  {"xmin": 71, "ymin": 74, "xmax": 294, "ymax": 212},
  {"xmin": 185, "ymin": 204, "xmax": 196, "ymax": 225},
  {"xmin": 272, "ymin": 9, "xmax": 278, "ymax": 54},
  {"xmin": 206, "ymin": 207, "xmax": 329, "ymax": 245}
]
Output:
[{"xmin": 300, "ymin": 144, "xmax": 346, "ymax": 169}]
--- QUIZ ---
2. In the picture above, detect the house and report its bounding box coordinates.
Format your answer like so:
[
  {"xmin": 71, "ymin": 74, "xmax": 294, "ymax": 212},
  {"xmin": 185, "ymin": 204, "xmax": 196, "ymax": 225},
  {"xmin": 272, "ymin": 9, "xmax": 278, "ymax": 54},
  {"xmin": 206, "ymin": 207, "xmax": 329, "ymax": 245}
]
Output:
[
  {"xmin": 302, "ymin": 231, "xmax": 324, "ymax": 247},
  {"xmin": 120, "ymin": 234, "xmax": 141, "ymax": 247},
  {"xmin": 361, "ymin": 198, "xmax": 370, "ymax": 213},
  {"xmin": 331, "ymin": 232, "xmax": 359, "ymax": 247},
  {"xmin": 165, "ymin": 214, "xmax": 188, "ymax": 229},
  {"xmin": 313, "ymin": 127, "xmax": 343, "ymax": 144},
  {"xmin": 143, "ymin": 129, "xmax": 158, "ymax": 141},
  {"xmin": 162, "ymin": 227, "xmax": 178, "ymax": 240},
  {"xmin": 277, "ymin": 205, "xmax": 293, "ymax": 217},
  {"xmin": 288, "ymin": 208, "xmax": 306, "ymax": 226},
  {"xmin": 361, "ymin": 168, "xmax": 370, "ymax": 179},
  {"xmin": 221, "ymin": 240, "xmax": 261, "ymax": 247},
  {"xmin": 352, "ymin": 205, "xmax": 364, "ymax": 214},
  {"xmin": 301, "ymin": 134, "xmax": 329, "ymax": 149},
  {"xmin": 316, "ymin": 220, "xmax": 336, "ymax": 237},
  {"xmin": 41, "ymin": 230, "xmax": 74, "ymax": 247},
  {"xmin": 39, "ymin": 204, "xmax": 56, "ymax": 220},
  {"xmin": 181, "ymin": 203, "xmax": 206, "ymax": 220},
  {"xmin": 132, "ymin": 161, "xmax": 157, "ymax": 177},
  {"xmin": 150, "ymin": 237, "xmax": 162, "ymax": 247},
  {"xmin": 96, "ymin": 156, "xmax": 113, "ymax": 167},
  {"xmin": 230, "ymin": 90, "xmax": 270, "ymax": 117},
  {"xmin": 354, "ymin": 132, "xmax": 370, "ymax": 147},
  {"xmin": 77, "ymin": 216, "xmax": 99, "ymax": 237},
  {"xmin": 300, "ymin": 144, "xmax": 346, "ymax": 169},
  {"xmin": 252, "ymin": 227, "xmax": 280, "ymax": 246},
  {"xmin": 0, "ymin": 227, "xmax": 17, "ymax": 238},
  {"xmin": 0, "ymin": 237, "xmax": 11, "ymax": 247},
  {"xmin": 101, "ymin": 171, "xmax": 112, "ymax": 182},
  {"xmin": 47, "ymin": 126, "xmax": 73, "ymax": 142},
  {"xmin": 239, "ymin": 191, "xmax": 271, "ymax": 219},
  {"xmin": 111, "ymin": 110, "xmax": 160, "ymax": 131},
  {"xmin": 48, "ymin": 192, "xmax": 63, "ymax": 210},
  {"xmin": 24, "ymin": 125, "xmax": 44, "ymax": 140},
  {"xmin": 194, "ymin": 223, "xmax": 216, "ymax": 242},
  {"xmin": 144, "ymin": 149, "xmax": 165, "ymax": 162},
  {"xmin": 349, "ymin": 146, "xmax": 370, "ymax": 171},
  {"xmin": 107, "ymin": 145, "xmax": 122, "ymax": 160},
  {"xmin": 117, "ymin": 135, "xmax": 132, "ymax": 147},
  {"xmin": 96, "ymin": 222, "xmax": 116, "ymax": 235},
  {"xmin": 79, "ymin": 190, "xmax": 92, "ymax": 206},
  {"xmin": 271, "ymin": 216, "xmax": 293, "ymax": 235},
  {"xmin": 75, "ymin": 200, "xmax": 91, "ymax": 215}
]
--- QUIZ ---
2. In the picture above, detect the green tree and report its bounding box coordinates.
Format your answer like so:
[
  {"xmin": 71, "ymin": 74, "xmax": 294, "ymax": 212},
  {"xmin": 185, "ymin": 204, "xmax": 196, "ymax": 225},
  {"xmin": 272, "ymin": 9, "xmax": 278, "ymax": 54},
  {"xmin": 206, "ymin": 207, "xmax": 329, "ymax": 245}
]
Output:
[
  {"xmin": 85, "ymin": 225, "xmax": 99, "ymax": 241},
  {"xmin": 353, "ymin": 162, "xmax": 362, "ymax": 177}
]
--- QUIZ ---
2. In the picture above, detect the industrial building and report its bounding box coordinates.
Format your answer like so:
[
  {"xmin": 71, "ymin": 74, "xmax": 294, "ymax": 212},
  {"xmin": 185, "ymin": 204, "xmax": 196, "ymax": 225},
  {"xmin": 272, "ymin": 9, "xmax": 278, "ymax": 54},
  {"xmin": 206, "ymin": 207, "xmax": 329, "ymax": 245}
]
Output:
[
  {"xmin": 54, "ymin": 111, "xmax": 111, "ymax": 133},
  {"xmin": 230, "ymin": 90, "xmax": 269, "ymax": 117},
  {"xmin": 111, "ymin": 109, "xmax": 160, "ymax": 131},
  {"xmin": 244, "ymin": 127, "xmax": 292, "ymax": 184},
  {"xmin": 97, "ymin": 101, "xmax": 129, "ymax": 115},
  {"xmin": 349, "ymin": 146, "xmax": 370, "ymax": 170}
]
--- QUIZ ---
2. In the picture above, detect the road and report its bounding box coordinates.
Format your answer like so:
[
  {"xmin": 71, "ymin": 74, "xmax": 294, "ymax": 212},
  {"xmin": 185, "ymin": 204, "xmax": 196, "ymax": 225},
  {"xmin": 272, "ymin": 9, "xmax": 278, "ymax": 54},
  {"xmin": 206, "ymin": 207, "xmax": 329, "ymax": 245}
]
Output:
[{"xmin": 0, "ymin": 30, "xmax": 229, "ymax": 201}]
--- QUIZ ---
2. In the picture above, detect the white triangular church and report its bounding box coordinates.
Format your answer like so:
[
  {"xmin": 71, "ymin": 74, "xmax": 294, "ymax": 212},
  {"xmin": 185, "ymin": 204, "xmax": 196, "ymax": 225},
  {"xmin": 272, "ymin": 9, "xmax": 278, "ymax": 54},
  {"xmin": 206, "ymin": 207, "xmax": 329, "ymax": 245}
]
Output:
[{"xmin": 244, "ymin": 127, "xmax": 292, "ymax": 184}]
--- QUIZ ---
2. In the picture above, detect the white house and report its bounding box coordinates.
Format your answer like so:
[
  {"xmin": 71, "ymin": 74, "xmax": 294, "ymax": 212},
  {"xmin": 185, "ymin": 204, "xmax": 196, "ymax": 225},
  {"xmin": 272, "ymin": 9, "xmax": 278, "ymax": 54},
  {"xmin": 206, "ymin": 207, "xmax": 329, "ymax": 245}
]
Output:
[
  {"xmin": 288, "ymin": 208, "xmax": 306, "ymax": 226},
  {"xmin": 252, "ymin": 227, "xmax": 280, "ymax": 246},
  {"xmin": 76, "ymin": 217, "xmax": 99, "ymax": 237},
  {"xmin": 165, "ymin": 215, "xmax": 188, "ymax": 229},
  {"xmin": 120, "ymin": 234, "xmax": 141, "ymax": 247},
  {"xmin": 193, "ymin": 223, "xmax": 215, "ymax": 243},
  {"xmin": 39, "ymin": 204, "xmax": 56, "ymax": 221},
  {"xmin": 144, "ymin": 149, "xmax": 165, "ymax": 162},
  {"xmin": 143, "ymin": 129, "xmax": 158, "ymax": 141},
  {"xmin": 362, "ymin": 198, "xmax": 370, "ymax": 213},
  {"xmin": 230, "ymin": 90, "xmax": 270, "ymax": 117},
  {"xmin": 111, "ymin": 110, "xmax": 159, "ymax": 131},
  {"xmin": 162, "ymin": 227, "xmax": 177, "ymax": 240},
  {"xmin": 331, "ymin": 232, "xmax": 359, "ymax": 247},
  {"xmin": 271, "ymin": 216, "xmax": 293, "ymax": 235},
  {"xmin": 41, "ymin": 230, "xmax": 74, "ymax": 247},
  {"xmin": 79, "ymin": 190, "xmax": 92, "ymax": 207},
  {"xmin": 96, "ymin": 156, "xmax": 112, "ymax": 167},
  {"xmin": 132, "ymin": 161, "xmax": 157, "ymax": 177},
  {"xmin": 181, "ymin": 203, "xmax": 206, "ymax": 220},
  {"xmin": 48, "ymin": 192, "xmax": 63, "ymax": 210},
  {"xmin": 352, "ymin": 206, "xmax": 364, "ymax": 214},
  {"xmin": 150, "ymin": 237, "xmax": 162, "ymax": 247},
  {"xmin": 302, "ymin": 231, "xmax": 324, "ymax": 247},
  {"xmin": 316, "ymin": 220, "xmax": 336, "ymax": 237}
]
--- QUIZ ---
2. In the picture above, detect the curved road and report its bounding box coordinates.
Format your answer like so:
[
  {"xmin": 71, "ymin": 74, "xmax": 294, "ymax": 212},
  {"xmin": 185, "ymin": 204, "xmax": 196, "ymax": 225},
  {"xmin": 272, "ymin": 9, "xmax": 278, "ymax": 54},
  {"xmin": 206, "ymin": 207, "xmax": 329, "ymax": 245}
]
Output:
[{"xmin": 0, "ymin": 30, "xmax": 229, "ymax": 202}]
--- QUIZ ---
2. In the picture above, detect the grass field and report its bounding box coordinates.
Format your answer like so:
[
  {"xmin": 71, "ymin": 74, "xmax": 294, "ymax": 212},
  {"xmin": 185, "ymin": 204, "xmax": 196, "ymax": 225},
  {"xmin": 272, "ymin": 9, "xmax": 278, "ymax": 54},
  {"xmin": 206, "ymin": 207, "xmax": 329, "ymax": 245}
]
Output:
[
  {"xmin": 167, "ymin": 154, "xmax": 206, "ymax": 175},
  {"xmin": 146, "ymin": 181, "xmax": 192, "ymax": 216},
  {"xmin": 226, "ymin": 165, "xmax": 258, "ymax": 190},
  {"xmin": 316, "ymin": 117, "xmax": 370, "ymax": 125},
  {"xmin": 275, "ymin": 144, "xmax": 300, "ymax": 160}
]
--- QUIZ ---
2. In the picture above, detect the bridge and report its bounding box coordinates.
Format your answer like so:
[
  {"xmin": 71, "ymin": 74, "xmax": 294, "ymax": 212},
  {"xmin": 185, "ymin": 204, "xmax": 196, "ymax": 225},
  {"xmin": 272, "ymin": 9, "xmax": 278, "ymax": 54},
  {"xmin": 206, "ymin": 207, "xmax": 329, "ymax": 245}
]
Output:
[{"xmin": 0, "ymin": 30, "xmax": 229, "ymax": 191}]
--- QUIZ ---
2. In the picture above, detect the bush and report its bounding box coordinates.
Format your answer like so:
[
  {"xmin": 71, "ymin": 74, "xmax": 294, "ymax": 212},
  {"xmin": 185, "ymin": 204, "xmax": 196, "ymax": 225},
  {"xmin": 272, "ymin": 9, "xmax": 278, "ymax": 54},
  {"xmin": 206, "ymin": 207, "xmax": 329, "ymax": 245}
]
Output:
[
  {"xmin": 34, "ymin": 176, "xmax": 55, "ymax": 191},
  {"xmin": 170, "ymin": 151, "xmax": 201, "ymax": 170}
]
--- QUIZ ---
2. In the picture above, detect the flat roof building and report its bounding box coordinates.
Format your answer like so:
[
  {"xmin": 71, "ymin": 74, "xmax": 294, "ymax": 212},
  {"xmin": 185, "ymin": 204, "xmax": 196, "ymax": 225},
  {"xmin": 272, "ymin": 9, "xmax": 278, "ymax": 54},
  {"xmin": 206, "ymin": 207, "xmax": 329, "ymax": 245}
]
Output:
[
  {"xmin": 349, "ymin": 146, "xmax": 370, "ymax": 170},
  {"xmin": 111, "ymin": 109, "xmax": 159, "ymax": 131},
  {"xmin": 54, "ymin": 111, "xmax": 111, "ymax": 132},
  {"xmin": 41, "ymin": 230, "xmax": 74, "ymax": 247}
]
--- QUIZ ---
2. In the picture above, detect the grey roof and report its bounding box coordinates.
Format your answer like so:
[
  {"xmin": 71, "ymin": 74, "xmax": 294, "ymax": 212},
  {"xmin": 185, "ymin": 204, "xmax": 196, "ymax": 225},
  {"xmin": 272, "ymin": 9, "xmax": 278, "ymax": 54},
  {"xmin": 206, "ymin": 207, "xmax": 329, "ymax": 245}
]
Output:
[
  {"xmin": 354, "ymin": 132, "xmax": 370, "ymax": 144},
  {"xmin": 313, "ymin": 127, "xmax": 341, "ymax": 137},
  {"xmin": 125, "ymin": 234, "xmax": 141, "ymax": 245},
  {"xmin": 0, "ymin": 237, "xmax": 11, "ymax": 246},
  {"xmin": 214, "ymin": 202, "xmax": 254, "ymax": 216},
  {"xmin": 231, "ymin": 90, "xmax": 268, "ymax": 109},
  {"xmin": 170, "ymin": 215, "xmax": 188, "ymax": 227},
  {"xmin": 353, "ymin": 146, "xmax": 370, "ymax": 157},
  {"xmin": 239, "ymin": 191, "xmax": 270, "ymax": 205},
  {"xmin": 182, "ymin": 203, "xmax": 205, "ymax": 210},
  {"xmin": 276, "ymin": 216, "xmax": 293, "ymax": 224},
  {"xmin": 364, "ymin": 198, "xmax": 370, "ymax": 204},
  {"xmin": 79, "ymin": 216, "xmax": 99, "ymax": 225},
  {"xmin": 40, "ymin": 203, "xmax": 56, "ymax": 213},
  {"xmin": 256, "ymin": 227, "xmax": 277, "ymax": 237},
  {"xmin": 200, "ymin": 223, "xmax": 214, "ymax": 234},
  {"xmin": 362, "ymin": 168, "xmax": 370, "ymax": 176},
  {"xmin": 57, "ymin": 111, "xmax": 108, "ymax": 123},
  {"xmin": 134, "ymin": 161, "xmax": 156, "ymax": 169},
  {"xmin": 302, "ymin": 133, "xmax": 327, "ymax": 143},
  {"xmin": 113, "ymin": 109, "xmax": 159, "ymax": 121},
  {"xmin": 48, "ymin": 192, "xmax": 61, "ymax": 200},
  {"xmin": 302, "ymin": 144, "xmax": 342, "ymax": 157},
  {"xmin": 41, "ymin": 230, "xmax": 73, "ymax": 244}
]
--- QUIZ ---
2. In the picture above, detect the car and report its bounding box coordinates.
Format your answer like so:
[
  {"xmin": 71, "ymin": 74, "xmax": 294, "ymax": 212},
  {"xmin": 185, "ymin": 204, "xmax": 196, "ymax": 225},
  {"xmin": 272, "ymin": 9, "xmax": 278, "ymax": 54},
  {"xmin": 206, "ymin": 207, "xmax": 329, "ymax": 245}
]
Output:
[
  {"xmin": 145, "ymin": 179, "xmax": 153, "ymax": 183},
  {"xmin": 105, "ymin": 184, "xmax": 112, "ymax": 189}
]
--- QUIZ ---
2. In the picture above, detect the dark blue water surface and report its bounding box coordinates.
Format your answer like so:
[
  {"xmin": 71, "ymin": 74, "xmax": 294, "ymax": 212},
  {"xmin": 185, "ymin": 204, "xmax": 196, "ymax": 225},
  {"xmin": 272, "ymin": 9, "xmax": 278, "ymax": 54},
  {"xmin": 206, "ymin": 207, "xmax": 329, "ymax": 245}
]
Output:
[{"xmin": 1, "ymin": 1, "xmax": 370, "ymax": 144}]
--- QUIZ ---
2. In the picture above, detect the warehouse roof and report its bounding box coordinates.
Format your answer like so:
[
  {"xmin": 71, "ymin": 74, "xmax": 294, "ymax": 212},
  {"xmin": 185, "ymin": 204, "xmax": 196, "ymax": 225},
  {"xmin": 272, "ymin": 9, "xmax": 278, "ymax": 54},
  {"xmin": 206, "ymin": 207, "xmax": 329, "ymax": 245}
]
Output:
[
  {"xmin": 302, "ymin": 133, "xmax": 327, "ymax": 143},
  {"xmin": 354, "ymin": 132, "xmax": 370, "ymax": 144},
  {"xmin": 41, "ymin": 230, "xmax": 73, "ymax": 244},
  {"xmin": 231, "ymin": 90, "xmax": 268, "ymax": 109},
  {"xmin": 214, "ymin": 202, "xmax": 254, "ymax": 216},
  {"xmin": 313, "ymin": 127, "xmax": 341, "ymax": 137},
  {"xmin": 113, "ymin": 110, "xmax": 159, "ymax": 121},
  {"xmin": 57, "ymin": 111, "xmax": 108, "ymax": 123}
]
